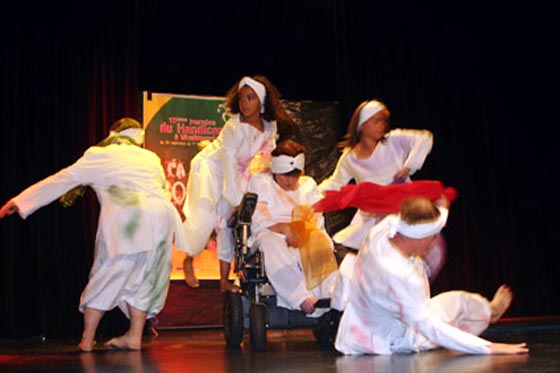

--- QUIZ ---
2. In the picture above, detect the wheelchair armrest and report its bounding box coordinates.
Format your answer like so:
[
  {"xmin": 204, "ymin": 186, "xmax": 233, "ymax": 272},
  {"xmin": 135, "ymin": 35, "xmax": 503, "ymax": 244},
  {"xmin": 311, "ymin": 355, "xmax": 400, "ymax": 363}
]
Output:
[
  {"xmin": 315, "ymin": 298, "xmax": 331, "ymax": 309},
  {"xmin": 227, "ymin": 192, "xmax": 258, "ymax": 228}
]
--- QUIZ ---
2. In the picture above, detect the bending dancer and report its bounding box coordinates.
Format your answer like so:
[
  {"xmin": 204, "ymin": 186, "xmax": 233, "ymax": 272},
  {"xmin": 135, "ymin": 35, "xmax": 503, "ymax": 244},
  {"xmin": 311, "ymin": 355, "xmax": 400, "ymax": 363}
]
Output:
[
  {"xmin": 335, "ymin": 196, "xmax": 529, "ymax": 355},
  {"xmin": 247, "ymin": 140, "xmax": 338, "ymax": 316},
  {"xmin": 181, "ymin": 75, "xmax": 293, "ymax": 292},
  {"xmin": 0, "ymin": 117, "xmax": 187, "ymax": 352}
]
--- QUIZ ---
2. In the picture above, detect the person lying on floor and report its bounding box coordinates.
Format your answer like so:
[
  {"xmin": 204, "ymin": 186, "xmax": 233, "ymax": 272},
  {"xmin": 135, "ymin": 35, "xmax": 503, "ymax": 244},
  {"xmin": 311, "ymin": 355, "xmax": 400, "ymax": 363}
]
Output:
[
  {"xmin": 247, "ymin": 139, "xmax": 338, "ymax": 316},
  {"xmin": 335, "ymin": 196, "xmax": 529, "ymax": 355}
]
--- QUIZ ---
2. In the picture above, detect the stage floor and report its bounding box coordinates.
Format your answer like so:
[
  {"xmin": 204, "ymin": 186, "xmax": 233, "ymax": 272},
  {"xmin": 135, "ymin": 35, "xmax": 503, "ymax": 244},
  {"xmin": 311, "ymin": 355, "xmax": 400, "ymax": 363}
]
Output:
[{"xmin": 0, "ymin": 316, "xmax": 558, "ymax": 372}]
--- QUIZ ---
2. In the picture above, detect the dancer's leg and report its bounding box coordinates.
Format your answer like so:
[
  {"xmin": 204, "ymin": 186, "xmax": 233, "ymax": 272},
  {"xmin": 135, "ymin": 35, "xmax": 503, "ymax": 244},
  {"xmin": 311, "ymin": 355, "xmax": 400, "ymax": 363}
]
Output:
[
  {"xmin": 104, "ymin": 305, "xmax": 147, "ymax": 350},
  {"xmin": 79, "ymin": 307, "xmax": 105, "ymax": 352},
  {"xmin": 183, "ymin": 255, "xmax": 200, "ymax": 288},
  {"xmin": 490, "ymin": 285, "xmax": 513, "ymax": 323}
]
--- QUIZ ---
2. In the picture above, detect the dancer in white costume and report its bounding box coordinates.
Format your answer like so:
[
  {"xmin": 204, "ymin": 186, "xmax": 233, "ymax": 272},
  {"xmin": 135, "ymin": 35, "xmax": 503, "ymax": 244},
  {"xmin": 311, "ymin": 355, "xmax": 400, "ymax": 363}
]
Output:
[
  {"xmin": 248, "ymin": 140, "xmax": 337, "ymax": 316},
  {"xmin": 335, "ymin": 196, "xmax": 529, "ymax": 356},
  {"xmin": 319, "ymin": 99, "xmax": 433, "ymax": 249},
  {"xmin": 0, "ymin": 117, "xmax": 187, "ymax": 352},
  {"xmin": 181, "ymin": 75, "xmax": 295, "ymax": 292},
  {"xmin": 319, "ymin": 99, "xmax": 434, "ymax": 310}
]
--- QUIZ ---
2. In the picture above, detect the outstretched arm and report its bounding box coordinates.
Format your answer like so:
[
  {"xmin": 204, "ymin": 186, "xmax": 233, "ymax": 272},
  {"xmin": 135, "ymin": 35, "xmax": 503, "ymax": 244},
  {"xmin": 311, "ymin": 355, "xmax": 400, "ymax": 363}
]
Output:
[
  {"xmin": 0, "ymin": 199, "xmax": 19, "ymax": 218},
  {"xmin": 489, "ymin": 342, "xmax": 529, "ymax": 355}
]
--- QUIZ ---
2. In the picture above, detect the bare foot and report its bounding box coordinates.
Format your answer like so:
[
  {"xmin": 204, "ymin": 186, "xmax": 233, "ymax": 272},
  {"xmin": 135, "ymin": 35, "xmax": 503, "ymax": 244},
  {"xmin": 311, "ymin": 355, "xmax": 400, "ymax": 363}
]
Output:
[
  {"xmin": 78, "ymin": 340, "xmax": 96, "ymax": 352},
  {"xmin": 104, "ymin": 336, "xmax": 141, "ymax": 351},
  {"xmin": 183, "ymin": 257, "xmax": 200, "ymax": 288},
  {"xmin": 300, "ymin": 297, "xmax": 318, "ymax": 315},
  {"xmin": 490, "ymin": 285, "xmax": 514, "ymax": 323},
  {"xmin": 220, "ymin": 280, "xmax": 240, "ymax": 294}
]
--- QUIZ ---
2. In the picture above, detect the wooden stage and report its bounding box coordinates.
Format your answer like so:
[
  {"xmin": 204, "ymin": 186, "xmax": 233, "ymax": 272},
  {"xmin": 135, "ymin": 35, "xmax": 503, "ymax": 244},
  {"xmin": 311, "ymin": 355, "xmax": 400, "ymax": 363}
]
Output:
[
  {"xmin": 0, "ymin": 316, "xmax": 559, "ymax": 372},
  {"xmin": 0, "ymin": 280, "xmax": 559, "ymax": 372}
]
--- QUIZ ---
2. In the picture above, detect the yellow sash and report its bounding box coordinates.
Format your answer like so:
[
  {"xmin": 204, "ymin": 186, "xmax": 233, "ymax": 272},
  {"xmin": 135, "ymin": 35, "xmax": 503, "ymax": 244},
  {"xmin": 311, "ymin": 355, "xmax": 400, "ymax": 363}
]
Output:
[{"xmin": 290, "ymin": 205, "xmax": 338, "ymax": 290}]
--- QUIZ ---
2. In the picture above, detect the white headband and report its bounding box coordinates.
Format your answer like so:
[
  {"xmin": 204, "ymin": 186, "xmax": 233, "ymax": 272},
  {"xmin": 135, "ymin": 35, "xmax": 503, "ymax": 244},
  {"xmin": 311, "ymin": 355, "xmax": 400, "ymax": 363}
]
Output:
[
  {"xmin": 389, "ymin": 207, "xmax": 449, "ymax": 239},
  {"xmin": 271, "ymin": 154, "xmax": 305, "ymax": 174},
  {"xmin": 111, "ymin": 128, "xmax": 145, "ymax": 145},
  {"xmin": 239, "ymin": 76, "xmax": 266, "ymax": 114},
  {"xmin": 357, "ymin": 100, "xmax": 386, "ymax": 131}
]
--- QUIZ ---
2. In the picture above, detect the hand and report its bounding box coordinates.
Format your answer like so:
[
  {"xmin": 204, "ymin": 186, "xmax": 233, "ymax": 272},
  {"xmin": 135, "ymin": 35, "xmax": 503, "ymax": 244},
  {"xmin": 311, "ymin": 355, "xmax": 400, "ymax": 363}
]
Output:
[
  {"xmin": 284, "ymin": 226, "xmax": 299, "ymax": 247},
  {"xmin": 393, "ymin": 167, "xmax": 410, "ymax": 183},
  {"xmin": 300, "ymin": 297, "xmax": 318, "ymax": 314},
  {"xmin": 0, "ymin": 200, "xmax": 19, "ymax": 218},
  {"xmin": 269, "ymin": 223, "xmax": 298, "ymax": 247},
  {"xmin": 489, "ymin": 342, "xmax": 529, "ymax": 354}
]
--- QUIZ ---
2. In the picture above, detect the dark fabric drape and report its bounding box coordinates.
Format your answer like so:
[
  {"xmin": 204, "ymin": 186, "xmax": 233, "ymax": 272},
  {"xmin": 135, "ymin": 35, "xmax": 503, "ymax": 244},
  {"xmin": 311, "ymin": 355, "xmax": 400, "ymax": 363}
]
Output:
[
  {"xmin": 1, "ymin": 0, "xmax": 556, "ymax": 338},
  {"xmin": 0, "ymin": 1, "xmax": 141, "ymax": 338}
]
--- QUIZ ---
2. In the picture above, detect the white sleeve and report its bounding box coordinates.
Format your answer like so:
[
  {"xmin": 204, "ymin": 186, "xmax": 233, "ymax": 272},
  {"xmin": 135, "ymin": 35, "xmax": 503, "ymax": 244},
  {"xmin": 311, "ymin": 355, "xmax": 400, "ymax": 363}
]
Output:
[
  {"xmin": 13, "ymin": 149, "xmax": 98, "ymax": 219},
  {"xmin": 318, "ymin": 148, "xmax": 354, "ymax": 192},
  {"xmin": 247, "ymin": 175, "xmax": 276, "ymax": 234},
  {"xmin": 302, "ymin": 177, "xmax": 328, "ymax": 231},
  {"xmin": 393, "ymin": 129, "xmax": 433, "ymax": 174},
  {"xmin": 221, "ymin": 122, "xmax": 244, "ymax": 207}
]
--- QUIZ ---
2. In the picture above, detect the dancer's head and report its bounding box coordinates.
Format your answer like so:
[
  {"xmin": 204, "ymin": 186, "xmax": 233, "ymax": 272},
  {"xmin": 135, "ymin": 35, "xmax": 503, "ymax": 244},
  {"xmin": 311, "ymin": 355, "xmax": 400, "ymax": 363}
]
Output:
[
  {"xmin": 225, "ymin": 75, "xmax": 290, "ymax": 122},
  {"xmin": 339, "ymin": 99, "xmax": 390, "ymax": 149},
  {"xmin": 271, "ymin": 139, "xmax": 306, "ymax": 191},
  {"xmin": 109, "ymin": 117, "xmax": 144, "ymax": 145},
  {"xmin": 392, "ymin": 197, "xmax": 449, "ymax": 257}
]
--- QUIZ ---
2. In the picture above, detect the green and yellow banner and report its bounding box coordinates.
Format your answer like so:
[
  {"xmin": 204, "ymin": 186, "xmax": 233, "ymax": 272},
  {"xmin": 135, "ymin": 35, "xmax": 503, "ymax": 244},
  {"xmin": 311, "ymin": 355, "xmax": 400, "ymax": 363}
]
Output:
[{"xmin": 143, "ymin": 91, "xmax": 229, "ymax": 280}]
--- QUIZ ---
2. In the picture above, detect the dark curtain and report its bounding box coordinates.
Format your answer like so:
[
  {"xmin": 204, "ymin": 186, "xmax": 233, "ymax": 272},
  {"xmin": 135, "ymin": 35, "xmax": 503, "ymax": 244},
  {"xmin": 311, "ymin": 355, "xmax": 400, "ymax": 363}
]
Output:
[
  {"xmin": 0, "ymin": 1, "xmax": 141, "ymax": 338},
  {"xmin": 1, "ymin": 0, "xmax": 557, "ymax": 338}
]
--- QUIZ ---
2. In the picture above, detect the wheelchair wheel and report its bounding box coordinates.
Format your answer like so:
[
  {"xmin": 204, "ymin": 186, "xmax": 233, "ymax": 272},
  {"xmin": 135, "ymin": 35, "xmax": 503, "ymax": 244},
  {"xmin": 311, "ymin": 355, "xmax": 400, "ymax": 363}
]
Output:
[
  {"xmin": 312, "ymin": 310, "xmax": 341, "ymax": 350},
  {"xmin": 223, "ymin": 291, "xmax": 244, "ymax": 348},
  {"xmin": 249, "ymin": 304, "xmax": 267, "ymax": 351}
]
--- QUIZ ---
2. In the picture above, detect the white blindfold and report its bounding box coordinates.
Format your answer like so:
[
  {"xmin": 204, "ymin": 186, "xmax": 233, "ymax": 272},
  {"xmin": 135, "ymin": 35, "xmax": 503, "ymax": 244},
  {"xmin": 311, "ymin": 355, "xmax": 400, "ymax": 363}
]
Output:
[
  {"xmin": 271, "ymin": 153, "xmax": 305, "ymax": 174},
  {"xmin": 389, "ymin": 207, "xmax": 449, "ymax": 239}
]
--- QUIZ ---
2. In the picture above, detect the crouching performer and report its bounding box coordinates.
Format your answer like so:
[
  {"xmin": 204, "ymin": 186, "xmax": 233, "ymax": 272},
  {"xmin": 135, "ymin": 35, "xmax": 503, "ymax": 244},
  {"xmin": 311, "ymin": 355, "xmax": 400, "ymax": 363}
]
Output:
[
  {"xmin": 247, "ymin": 140, "xmax": 338, "ymax": 317},
  {"xmin": 0, "ymin": 118, "xmax": 187, "ymax": 352},
  {"xmin": 335, "ymin": 196, "xmax": 529, "ymax": 355}
]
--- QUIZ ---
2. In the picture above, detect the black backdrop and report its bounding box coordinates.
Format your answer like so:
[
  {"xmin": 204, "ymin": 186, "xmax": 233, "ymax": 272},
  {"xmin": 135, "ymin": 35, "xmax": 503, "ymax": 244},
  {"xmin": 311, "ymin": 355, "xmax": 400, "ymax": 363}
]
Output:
[{"xmin": 1, "ymin": 0, "xmax": 557, "ymax": 338}]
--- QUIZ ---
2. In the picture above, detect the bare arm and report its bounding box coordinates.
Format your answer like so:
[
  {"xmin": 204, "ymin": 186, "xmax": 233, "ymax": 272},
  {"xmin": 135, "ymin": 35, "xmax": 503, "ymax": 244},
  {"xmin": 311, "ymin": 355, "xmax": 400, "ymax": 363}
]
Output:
[
  {"xmin": 267, "ymin": 222, "xmax": 298, "ymax": 247},
  {"xmin": 489, "ymin": 342, "xmax": 529, "ymax": 355}
]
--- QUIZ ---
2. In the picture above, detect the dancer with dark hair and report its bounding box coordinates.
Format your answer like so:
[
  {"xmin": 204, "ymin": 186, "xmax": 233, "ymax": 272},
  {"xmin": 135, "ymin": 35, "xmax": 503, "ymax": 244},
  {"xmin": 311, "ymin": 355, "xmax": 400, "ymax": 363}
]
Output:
[
  {"xmin": 181, "ymin": 75, "xmax": 295, "ymax": 292},
  {"xmin": 319, "ymin": 99, "xmax": 435, "ymax": 310},
  {"xmin": 320, "ymin": 99, "xmax": 433, "ymax": 249}
]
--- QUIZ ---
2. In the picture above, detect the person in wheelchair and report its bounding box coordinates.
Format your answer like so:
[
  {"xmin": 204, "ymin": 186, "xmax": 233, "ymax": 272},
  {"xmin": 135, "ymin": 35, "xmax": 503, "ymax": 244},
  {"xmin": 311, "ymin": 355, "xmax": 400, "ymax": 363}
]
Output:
[{"xmin": 246, "ymin": 139, "xmax": 338, "ymax": 317}]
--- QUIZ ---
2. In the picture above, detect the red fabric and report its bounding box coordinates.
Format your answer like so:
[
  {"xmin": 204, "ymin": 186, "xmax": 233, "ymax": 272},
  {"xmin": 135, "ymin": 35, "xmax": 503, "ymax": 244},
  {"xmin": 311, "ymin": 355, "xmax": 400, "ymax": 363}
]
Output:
[{"xmin": 313, "ymin": 180, "xmax": 458, "ymax": 214}]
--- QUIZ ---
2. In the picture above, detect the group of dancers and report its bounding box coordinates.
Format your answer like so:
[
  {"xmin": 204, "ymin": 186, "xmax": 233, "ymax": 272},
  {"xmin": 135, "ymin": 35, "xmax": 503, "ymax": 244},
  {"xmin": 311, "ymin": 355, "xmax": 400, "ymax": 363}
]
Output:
[{"xmin": 0, "ymin": 75, "xmax": 528, "ymax": 355}]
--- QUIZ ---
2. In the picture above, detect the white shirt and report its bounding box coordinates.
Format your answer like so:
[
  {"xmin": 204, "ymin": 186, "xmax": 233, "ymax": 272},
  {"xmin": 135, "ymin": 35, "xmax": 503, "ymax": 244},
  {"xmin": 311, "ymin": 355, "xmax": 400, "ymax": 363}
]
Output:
[
  {"xmin": 335, "ymin": 215, "xmax": 492, "ymax": 355},
  {"xmin": 14, "ymin": 143, "xmax": 186, "ymax": 259}
]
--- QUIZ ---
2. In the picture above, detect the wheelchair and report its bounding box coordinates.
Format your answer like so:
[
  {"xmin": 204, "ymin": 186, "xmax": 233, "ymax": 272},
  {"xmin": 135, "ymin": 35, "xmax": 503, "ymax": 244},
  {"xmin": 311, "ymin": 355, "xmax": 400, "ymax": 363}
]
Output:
[{"xmin": 222, "ymin": 192, "xmax": 341, "ymax": 351}]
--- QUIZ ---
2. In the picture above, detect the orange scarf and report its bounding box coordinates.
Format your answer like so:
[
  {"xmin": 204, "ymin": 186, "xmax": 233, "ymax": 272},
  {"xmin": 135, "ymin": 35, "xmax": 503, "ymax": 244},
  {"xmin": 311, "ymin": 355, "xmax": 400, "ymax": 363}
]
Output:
[{"xmin": 290, "ymin": 205, "xmax": 338, "ymax": 290}]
